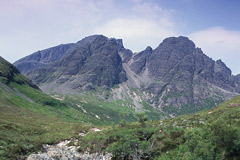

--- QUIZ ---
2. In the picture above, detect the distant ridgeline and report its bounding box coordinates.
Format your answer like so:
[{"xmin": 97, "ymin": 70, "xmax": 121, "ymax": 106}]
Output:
[{"xmin": 14, "ymin": 35, "xmax": 240, "ymax": 117}]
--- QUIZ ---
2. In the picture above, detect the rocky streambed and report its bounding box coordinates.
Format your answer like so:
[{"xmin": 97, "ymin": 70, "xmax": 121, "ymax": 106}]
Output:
[{"xmin": 27, "ymin": 129, "xmax": 112, "ymax": 160}]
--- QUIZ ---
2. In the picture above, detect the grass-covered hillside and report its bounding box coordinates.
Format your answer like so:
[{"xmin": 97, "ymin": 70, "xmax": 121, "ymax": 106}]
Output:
[
  {"xmin": 75, "ymin": 95, "xmax": 240, "ymax": 160},
  {"xmin": 0, "ymin": 57, "xmax": 97, "ymax": 159}
]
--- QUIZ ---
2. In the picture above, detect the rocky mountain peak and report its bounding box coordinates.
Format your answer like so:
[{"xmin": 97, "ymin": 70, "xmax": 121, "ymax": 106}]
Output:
[
  {"xmin": 76, "ymin": 35, "xmax": 103, "ymax": 44},
  {"xmin": 214, "ymin": 59, "xmax": 232, "ymax": 76},
  {"xmin": 145, "ymin": 46, "xmax": 152, "ymax": 52},
  {"xmin": 116, "ymin": 39, "xmax": 124, "ymax": 50},
  {"xmin": 146, "ymin": 36, "xmax": 196, "ymax": 80},
  {"xmin": 23, "ymin": 35, "xmax": 127, "ymax": 93},
  {"xmin": 160, "ymin": 36, "xmax": 195, "ymax": 46},
  {"xmin": 156, "ymin": 36, "xmax": 196, "ymax": 55},
  {"xmin": 129, "ymin": 46, "xmax": 152, "ymax": 74}
]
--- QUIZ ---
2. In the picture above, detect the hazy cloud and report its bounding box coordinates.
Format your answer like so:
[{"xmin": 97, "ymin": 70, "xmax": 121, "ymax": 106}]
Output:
[
  {"xmin": 94, "ymin": 0, "xmax": 178, "ymax": 51},
  {"xmin": 0, "ymin": 0, "xmax": 178, "ymax": 62},
  {"xmin": 95, "ymin": 17, "xmax": 177, "ymax": 52}
]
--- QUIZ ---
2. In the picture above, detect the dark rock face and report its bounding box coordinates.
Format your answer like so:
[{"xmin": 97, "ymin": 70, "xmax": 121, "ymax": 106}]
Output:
[
  {"xmin": 140, "ymin": 37, "xmax": 238, "ymax": 92},
  {"xmin": 117, "ymin": 39, "xmax": 133, "ymax": 63},
  {"xmin": 14, "ymin": 43, "xmax": 74, "ymax": 74},
  {"xmin": 234, "ymin": 74, "xmax": 240, "ymax": 93},
  {"xmin": 14, "ymin": 35, "xmax": 240, "ymax": 116},
  {"xmin": 147, "ymin": 36, "xmax": 196, "ymax": 80},
  {"xmin": 130, "ymin": 46, "xmax": 152, "ymax": 74},
  {"xmin": 127, "ymin": 36, "xmax": 240, "ymax": 115},
  {"xmin": 213, "ymin": 59, "xmax": 235, "ymax": 90},
  {"xmin": 24, "ymin": 35, "xmax": 127, "ymax": 92}
]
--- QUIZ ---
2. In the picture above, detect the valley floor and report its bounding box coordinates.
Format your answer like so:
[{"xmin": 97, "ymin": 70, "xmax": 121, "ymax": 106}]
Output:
[{"xmin": 0, "ymin": 81, "xmax": 240, "ymax": 159}]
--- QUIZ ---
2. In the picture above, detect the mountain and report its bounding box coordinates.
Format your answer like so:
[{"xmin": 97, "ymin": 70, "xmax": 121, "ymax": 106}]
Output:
[
  {"xmin": 16, "ymin": 35, "xmax": 127, "ymax": 93},
  {"xmin": 126, "ymin": 36, "xmax": 240, "ymax": 115},
  {"xmin": 14, "ymin": 35, "xmax": 240, "ymax": 117}
]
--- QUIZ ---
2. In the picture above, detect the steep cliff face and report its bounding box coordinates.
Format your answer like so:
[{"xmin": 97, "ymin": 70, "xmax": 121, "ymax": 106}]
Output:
[
  {"xmin": 22, "ymin": 35, "xmax": 127, "ymax": 93},
  {"xmin": 130, "ymin": 46, "xmax": 152, "ymax": 74},
  {"xmin": 124, "ymin": 36, "xmax": 240, "ymax": 115},
  {"xmin": 14, "ymin": 35, "xmax": 240, "ymax": 116},
  {"xmin": 234, "ymin": 74, "xmax": 240, "ymax": 93},
  {"xmin": 147, "ymin": 36, "xmax": 196, "ymax": 80}
]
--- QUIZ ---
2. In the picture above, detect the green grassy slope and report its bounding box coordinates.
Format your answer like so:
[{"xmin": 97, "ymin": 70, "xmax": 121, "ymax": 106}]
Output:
[
  {"xmin": 76, "ymin": 94, "xmax": 240, "ymax": 160},
  {"xmin": 0, "ymin": 80, "xmax": 97, "ymax": 159},
  {"xmin": 0, "ymin": 57, "xmax": 98, "ymax": 159}
]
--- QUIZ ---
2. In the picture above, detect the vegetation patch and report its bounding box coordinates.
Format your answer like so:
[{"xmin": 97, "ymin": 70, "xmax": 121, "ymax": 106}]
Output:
[{"xmin": 77, "ymin": 95, "xmax": 240, "ymax": 159}]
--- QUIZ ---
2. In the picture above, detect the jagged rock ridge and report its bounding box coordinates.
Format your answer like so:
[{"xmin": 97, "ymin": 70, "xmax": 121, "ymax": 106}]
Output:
[
  {"xmin": 15, "ymin": 35, "xmax": 127, "ymax": 93},
  {"xmin": 14, "ymin": 35, "xmax": 240, "ymax": 116},
  {"xmin": 125, "ymin": 36, "xmax": 240, "ymax": 115}
]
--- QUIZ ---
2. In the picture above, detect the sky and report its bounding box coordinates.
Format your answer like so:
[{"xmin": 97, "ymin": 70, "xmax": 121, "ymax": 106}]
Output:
[{"xmin": 1, "ymin": 0, "xmax": 240, "ymax": 74}]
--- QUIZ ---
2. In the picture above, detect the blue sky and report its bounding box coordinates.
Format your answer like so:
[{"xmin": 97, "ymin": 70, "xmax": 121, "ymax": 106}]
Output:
[
  {"xmin": 159, "ymin": 0, "xmax": 240, "ymax": 32},
  {"xmin": 1, "ymin": 0, "xmax": 240, "ymax": 74}
]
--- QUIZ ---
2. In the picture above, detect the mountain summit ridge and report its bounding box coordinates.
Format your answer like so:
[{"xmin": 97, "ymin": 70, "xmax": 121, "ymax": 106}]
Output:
[
  {"xmin": 17, "ymin": 35, "xmax": 127, "ymax": 93},
  {"xmin": 13, "ymin": 35, "xmax": 240, "ymax": 116}
]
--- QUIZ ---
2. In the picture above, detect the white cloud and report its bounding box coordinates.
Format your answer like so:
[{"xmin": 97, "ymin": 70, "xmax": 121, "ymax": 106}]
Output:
[
  {"xmin": 0, "ymin": 0, "xmax": 116, "ymax": 62},
  {"xmin": 0, "ymin": 0, "xmax": 178, "ymax": 62},
  {"xmin": 94, "ymin": 0, "xmax": 178, "ymax": 52},
  {"xmin": 189, "ymin": 27, "xmax": 240, "ymax": 75},
  {"xmin": 94, "ymin": 17, "xmax": 177, "ymax": 52}
]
